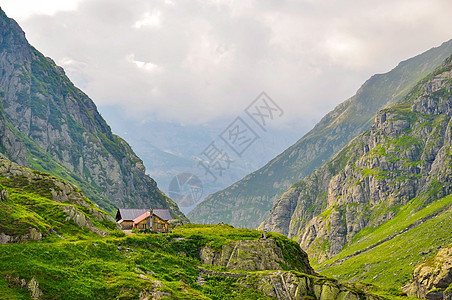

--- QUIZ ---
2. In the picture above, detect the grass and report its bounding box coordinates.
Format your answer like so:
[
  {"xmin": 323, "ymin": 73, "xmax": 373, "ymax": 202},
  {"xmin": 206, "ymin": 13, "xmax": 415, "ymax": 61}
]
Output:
[
  {"xmin": 319, "ymin": 194, "xmax": 452, "ymax": 290},
  {"xmin": 0, "ymin": 226, "xmax": 327, "ymax": 300},
  {"xmin": 0, "ymin": 170, "xmax": 114, "ymax": 240},
  {"xmin": 0, "ymin": 157, "xmax": 419, "ymax": 300}
]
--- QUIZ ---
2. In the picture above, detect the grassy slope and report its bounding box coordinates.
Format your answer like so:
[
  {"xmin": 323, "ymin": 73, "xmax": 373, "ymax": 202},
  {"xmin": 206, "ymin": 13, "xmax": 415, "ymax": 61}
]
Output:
[
  {"xmin": 319, "ymin": 194, "xmax": 452, "ymax": 290},
  {"xmin": 0, "ymin": 167, "xmax": 116, "ymax": 240},
  {"xmin": 0, "ymin": 225, "xmax": 309, "ymax": 300},
  {"xmin": 0, "ymin": 224, "xmax": 419, "ymax": 300}
]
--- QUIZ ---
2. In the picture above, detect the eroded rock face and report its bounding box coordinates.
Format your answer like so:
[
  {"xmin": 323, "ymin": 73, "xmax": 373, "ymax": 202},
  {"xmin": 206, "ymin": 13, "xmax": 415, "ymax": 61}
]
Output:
[
  {"xmin": 199, "ymin": 238, "xmax": 314, "ymax": 274},
  {"xmin": 260, "ymin": 58, "xmax": 452, "ymax": 262},
  {"xmin": 403, "ymin": 246, "xmax": 452, "ymax": 299}
]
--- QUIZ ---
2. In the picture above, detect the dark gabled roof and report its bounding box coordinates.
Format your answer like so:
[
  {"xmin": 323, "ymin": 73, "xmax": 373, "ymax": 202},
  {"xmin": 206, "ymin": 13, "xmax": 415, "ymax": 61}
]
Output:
[
  {"xmin": 152, "ymin": 209, "xmax": 172, "ymax": 221},
  {"xmin": 117, "ymin": 208, "xmax": 147, "ymax": 221},
  {"xmin": 117, "ymin": 208, "xmax": 172, "ymax": 221}
]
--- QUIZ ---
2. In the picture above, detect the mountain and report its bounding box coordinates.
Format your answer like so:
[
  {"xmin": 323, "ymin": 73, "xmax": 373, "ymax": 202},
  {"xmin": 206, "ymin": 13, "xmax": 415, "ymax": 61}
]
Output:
[
  {"xmin": 0, "ymin": 8, "xmax": 185, "ymax": 220},
  {"xmin": 188, "ymin": 39, "xmax": 452, "ymax": 228},
  {"xmin": 259, "ymin": 54, "xmax": 452, "ymax": 292}
]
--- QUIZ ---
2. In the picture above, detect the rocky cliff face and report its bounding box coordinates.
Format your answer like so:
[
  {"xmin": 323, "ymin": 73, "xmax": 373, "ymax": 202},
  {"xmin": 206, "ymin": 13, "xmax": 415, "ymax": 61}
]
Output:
[
  {"xmin": 0, "ymin": 8, "xmax": 185, "ymax": 220},
  {"xmin": 229, "ymin": 270, "xmax": 382, "ymax": 300},
  {"xmin": 403, "ymin": 245, "xmax": 452, "ymax": 299},
  {"xmin": 260, "ymin": 55, "xmax": 452, "ymax": 263},
  {"xmin": 189, "ymin": 39, "xmax": 452, "ymax": 229}
]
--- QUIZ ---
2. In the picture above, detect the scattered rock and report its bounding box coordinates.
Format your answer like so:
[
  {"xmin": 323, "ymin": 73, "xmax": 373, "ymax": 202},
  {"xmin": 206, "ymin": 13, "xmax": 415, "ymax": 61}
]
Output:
[
  {"xmin": 28, "ymin": 277, "xmax": 43, "ymax": 299},
  {"xmin": 60, "ymin": 206, "xmax": 108, "ymax": 236},
  {"xmin": 4, "ymin": 275, "xmax": 43, "ymax": 299},
  {"xmin": 0, "ymin": 189, "xmax": 8, "ymax": 201}
]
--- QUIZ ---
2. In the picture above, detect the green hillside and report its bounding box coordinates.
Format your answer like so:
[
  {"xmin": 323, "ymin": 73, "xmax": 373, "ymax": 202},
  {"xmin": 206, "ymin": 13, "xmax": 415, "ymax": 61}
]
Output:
[{"xmin": 0, "ymin": 155, "xmax": 400, "ymax": 300}]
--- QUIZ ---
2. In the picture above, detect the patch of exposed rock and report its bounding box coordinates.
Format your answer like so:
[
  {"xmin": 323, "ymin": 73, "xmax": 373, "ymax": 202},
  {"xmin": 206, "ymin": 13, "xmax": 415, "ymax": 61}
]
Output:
[
  {"xmin": 60, "ymin": 206, "xmax": 108, "ymax": 236},
  {"xmin": 0, "ymin": 228, "xmax": 42, "ymax": 244},
  {"xmin": 4, "ymin": 275, "xmax": 43, "ymax": 299},
  {"xmin": 403, "ymin": 246, "xmax": 452, "ymax": 299},
  {"xmin": 198, "ymin": 269, "xmax": 382, "ymax": 300},
  {"xmin": 241, "ymin": 272, "xmax": 382, "ymax": 300},
  {"xmin": 199, "ymin": 238, "xmax": 314, "ymax": 274}
]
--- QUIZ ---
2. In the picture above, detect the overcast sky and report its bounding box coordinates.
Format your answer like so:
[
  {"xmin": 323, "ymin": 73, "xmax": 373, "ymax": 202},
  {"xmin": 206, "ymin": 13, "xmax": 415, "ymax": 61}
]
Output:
[{"xmin": 2, "ymin": 0, "xmax": 452, "ymax": 129}]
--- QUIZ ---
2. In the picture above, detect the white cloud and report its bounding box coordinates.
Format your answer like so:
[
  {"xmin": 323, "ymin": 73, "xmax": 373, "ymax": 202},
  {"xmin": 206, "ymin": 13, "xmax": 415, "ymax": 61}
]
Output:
[
  {"xmin": 133, "ymin": 10, "xmax": 162, "ymax": 29},
  {"xmin": 1, "ymin": 0, "xmax": 83, "ymax": 20},
  {"xmin": 126, "ymin": 53, "xmax": 162, "ymax": 73},
  {"xmin": 8, "ymin": 0, "xmax": 452, "ymax": 128},
  {"xmin": 164, "ymin": 0, "xmax": 175, "ymax": 7},
  {"xmin": 199, "ymin": 0, "xmax": 256, "ymax": 17}
]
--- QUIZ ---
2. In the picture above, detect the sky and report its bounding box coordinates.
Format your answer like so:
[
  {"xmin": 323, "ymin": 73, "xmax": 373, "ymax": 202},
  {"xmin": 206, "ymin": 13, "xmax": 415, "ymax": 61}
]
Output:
[{"xmin": 1, "ymin": 0, "xmax": 452, "ymax": 129}]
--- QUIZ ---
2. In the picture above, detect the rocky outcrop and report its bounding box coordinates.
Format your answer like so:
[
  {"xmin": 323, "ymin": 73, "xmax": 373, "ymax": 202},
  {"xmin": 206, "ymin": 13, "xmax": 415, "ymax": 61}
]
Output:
[
  {"xmin": 60, "ymin": 206, "xmax": 108, "ymax": 236},
  {"xmin": 0, "ymin": 228, "xmax": 42, "ymax": 244},
  {"xmin": 240, "ymin": 272, "xmax": 382, "ymax": 300},
  {"xmin": 197, "ymin": 237, "xmax": 382, "ymax": 300},
  {"xmin": 199, "ymin": 238, "xmax": 314, "ymax": 274},
  {"xmin": 196, "ymin": 269, "xmax": 382, "ymax": 300},
  {"xmin": 0, "ymin": 8, "xmax": 185, "ymax": 220},
  {"xmin": 403, "ymin": 246, "xmax": 452, "ymax": 299},
  {"xmin": 260, "ymin": 55, "xmax": 452, "ymax": 263},
  {"xmin": 189, "ymin": 39, "xmax": 452, "ymax": 229}
]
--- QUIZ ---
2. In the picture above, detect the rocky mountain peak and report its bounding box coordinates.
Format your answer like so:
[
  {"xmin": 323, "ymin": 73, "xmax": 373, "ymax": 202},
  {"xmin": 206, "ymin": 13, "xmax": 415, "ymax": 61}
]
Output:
[{"xmin": 0, "ymin": 7, "xmax": 32, "ymax": 62}]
